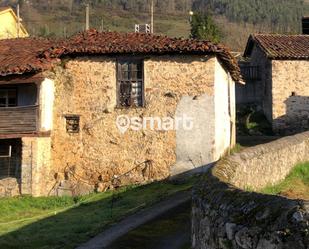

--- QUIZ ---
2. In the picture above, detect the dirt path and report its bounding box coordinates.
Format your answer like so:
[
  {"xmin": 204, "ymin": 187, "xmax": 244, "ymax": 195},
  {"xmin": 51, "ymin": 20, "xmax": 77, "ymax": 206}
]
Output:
[
  {"xmin": 76, "ymin": 191, "xmax": 191, "ymax": 249},
  {"xmin": 106, "ymin": 202, "xmax": 191, "ymax": 249}
]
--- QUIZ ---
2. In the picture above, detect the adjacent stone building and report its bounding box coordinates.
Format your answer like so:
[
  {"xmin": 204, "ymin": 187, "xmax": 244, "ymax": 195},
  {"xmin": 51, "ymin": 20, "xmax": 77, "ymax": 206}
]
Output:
[
  {"xmin": 238, "ymin": 34, "xmax": 309, "ymax": 134},
  {"xmin": 0, "ymin": 30, "xmax": 242, "ymax": 197}
]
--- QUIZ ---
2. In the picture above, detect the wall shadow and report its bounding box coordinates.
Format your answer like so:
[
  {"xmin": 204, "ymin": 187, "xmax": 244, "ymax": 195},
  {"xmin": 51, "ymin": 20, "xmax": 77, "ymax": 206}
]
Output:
[
  {"xmin": 274, "ymin": 95, "xmax": 309, "ymax": 135},
  {"xmin": 0, "ymin": 178, "xmax": 194, "ymax": 249},
  {"xmin": 192, "ymin": 167, "xmax": 309, "ymax": 249}
]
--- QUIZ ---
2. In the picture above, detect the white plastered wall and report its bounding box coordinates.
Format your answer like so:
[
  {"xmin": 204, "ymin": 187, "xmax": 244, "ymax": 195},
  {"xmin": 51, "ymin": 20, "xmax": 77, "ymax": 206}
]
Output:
[
  {"xmin": 214, "ymin": 58, "xmax": 236, "ymax": 160},
  {"xmin": 39, "ymin": 78, "xmax": 55, "ymax": 132}
]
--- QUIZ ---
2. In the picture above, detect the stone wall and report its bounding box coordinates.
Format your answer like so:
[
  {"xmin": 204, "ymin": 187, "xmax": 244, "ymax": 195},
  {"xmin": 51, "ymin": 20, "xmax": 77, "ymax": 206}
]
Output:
[
  {"xmin": 45, "ymin": 55, "xmax": 231, "ymax": 195},
  {"xmin": 21, "ymin": 137, "xmax": 52, "ymax": 197},
  {"xmin": 272, "ymin": 60, "xmax": 309, "ymax": 134},
  {"xmin": 0, "ymin": 178, "xmax": 20, "ymax": 197},
  {"xmin": 240, "ymin": 45, "xmax": 309, "ymax": 134},
  {"xmin": 192, "ymin": 132, "xmax": 309, "ymax": 249}
]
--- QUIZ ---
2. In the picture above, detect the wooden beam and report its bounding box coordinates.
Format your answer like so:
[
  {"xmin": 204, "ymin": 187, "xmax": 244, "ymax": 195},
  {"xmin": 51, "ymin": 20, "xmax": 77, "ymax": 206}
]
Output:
[
  {"xmin": 0, "ymin": 73, "xmax": 44, "ymax": 85},
  {"xmin": 0, "ymin": 131, "xmax": 51, "ymax": 139}
]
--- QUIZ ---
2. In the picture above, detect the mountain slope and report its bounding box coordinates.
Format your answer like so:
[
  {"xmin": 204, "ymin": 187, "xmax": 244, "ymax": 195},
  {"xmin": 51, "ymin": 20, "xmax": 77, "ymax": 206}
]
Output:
[{"xmin": 0, "ymin": 0, "xmax": 308, "ymax": 51}]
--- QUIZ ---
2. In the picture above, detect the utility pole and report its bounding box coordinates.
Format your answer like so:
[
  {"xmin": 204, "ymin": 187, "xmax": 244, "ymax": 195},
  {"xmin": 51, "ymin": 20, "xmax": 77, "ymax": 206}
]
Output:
[
  {"xmin": 63, "ymin": 26, "xmax": 67, "ymax": 38},
  {"xmin": 150, "ymin": 0, "xmax": 154, "ymax": 33},
  {"xmin": 85, "ymin": 4, "xmax": 90, "ymax": 30},
  {"xmin": 17, "ymin": 4, "xmax": 20, "ymax": 38},
  {"xmin": 100, "ymin": 18, "xmax": 104, "ymax": 32}
]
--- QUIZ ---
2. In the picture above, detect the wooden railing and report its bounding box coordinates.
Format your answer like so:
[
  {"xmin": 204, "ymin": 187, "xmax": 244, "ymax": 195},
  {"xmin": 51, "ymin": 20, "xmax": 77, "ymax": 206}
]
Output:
[{"xmin": 0, "ymin": 105, "xmax": 38, "ymax": 135}]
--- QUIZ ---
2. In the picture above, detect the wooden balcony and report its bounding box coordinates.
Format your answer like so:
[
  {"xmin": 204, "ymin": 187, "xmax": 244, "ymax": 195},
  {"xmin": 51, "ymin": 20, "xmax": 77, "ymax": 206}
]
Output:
[{"xmin": 0, "ymin": 105, "xmax": 38, "ymax": 135}]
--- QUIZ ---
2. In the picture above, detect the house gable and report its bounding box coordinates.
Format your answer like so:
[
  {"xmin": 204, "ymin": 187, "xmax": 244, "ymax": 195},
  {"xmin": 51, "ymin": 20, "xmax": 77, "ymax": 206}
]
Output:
[{"xmin": 0, "ymin": 7, "xmax": 28, "ymax": 40}]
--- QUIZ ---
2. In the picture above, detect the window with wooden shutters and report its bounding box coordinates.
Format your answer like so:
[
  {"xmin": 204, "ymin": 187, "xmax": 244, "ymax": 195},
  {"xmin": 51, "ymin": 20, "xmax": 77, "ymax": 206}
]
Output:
[{"xmin": 117, "ymin": 59, "xmax": 144, "ymax": 107}]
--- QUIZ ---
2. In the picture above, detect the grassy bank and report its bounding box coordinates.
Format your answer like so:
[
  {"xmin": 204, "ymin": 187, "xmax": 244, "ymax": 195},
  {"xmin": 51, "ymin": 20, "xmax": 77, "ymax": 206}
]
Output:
[
  {"xmin": 0, "ymin": 178, "xmax": 197, "ymax": 249},
  {"xmin": 261, "ymin": 162, "xmax": 309, "ymax": 200}
]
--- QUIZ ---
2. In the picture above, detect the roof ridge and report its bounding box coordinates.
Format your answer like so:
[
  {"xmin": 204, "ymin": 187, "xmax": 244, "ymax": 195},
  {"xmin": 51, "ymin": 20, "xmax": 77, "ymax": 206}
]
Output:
[{"xmin": 253, "ymin": 33, "xmax": 309, "ymax": 37}]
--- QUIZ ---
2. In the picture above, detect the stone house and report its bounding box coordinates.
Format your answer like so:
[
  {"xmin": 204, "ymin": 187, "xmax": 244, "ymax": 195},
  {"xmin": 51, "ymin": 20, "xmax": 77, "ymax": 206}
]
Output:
[
  {"xmin": 238, "ymin": 34, "xmax": 309, "ymax": 134},
  {"xmin": 0, "ymin": 30, "xmax": 241, "ymax": 197}
]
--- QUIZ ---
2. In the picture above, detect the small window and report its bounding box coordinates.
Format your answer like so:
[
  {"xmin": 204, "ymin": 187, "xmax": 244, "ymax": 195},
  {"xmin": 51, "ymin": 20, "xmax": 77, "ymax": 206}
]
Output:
[
  {"xmin": 117, "ymin": 59, "xmax": 144, "ymax": 107},
  {"xmin": 0, "ymin": 146, "xmax": 11, "ymax": 158},
  {"xmin": 0, "ymin": 140, "xmax": 21, "ymax": 180},
  {"xmin": 65, "ymin": 115, "xmax": 80, "ymax": 133},
  {"xmin": 0, "ymin": 89, "xmax": 17, "ymax": 107}
]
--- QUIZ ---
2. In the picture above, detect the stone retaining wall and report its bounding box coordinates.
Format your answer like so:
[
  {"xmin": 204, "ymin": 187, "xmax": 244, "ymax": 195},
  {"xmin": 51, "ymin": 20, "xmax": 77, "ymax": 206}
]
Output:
[
  {"xmin": 192, "ymin": 132, "xmax": 309, "ymax": 249},
  {"xmin": 0, "ymin": 178, "xmax": 20, "ymax": 197}
]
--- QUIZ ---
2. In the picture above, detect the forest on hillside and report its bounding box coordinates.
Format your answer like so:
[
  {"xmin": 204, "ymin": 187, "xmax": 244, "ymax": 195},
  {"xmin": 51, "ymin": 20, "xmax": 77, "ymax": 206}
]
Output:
[
  {"xmin": 193, "ymin": 0, "xmax": 306, "ymax": 32},
  {"xmin": 2, "ymin": 0, "xmax": 308, "ymax": 29},
  {"xmin": 1, "ymin": 0, "xmax": 308, "ymax": 49}
]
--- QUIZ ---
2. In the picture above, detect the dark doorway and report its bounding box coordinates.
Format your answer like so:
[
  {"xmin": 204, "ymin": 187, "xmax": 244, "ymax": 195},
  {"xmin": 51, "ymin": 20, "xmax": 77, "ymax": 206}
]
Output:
[{"xmin": 0, "ymin": 139, "xmax": 22, "ymax": 180}]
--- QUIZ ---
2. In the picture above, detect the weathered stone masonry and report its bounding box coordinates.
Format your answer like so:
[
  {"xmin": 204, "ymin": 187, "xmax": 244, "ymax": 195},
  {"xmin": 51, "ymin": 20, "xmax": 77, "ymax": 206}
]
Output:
[
  {"xmin": 0, "ymin": 30, "xmax": 241, "ymax": 197},
  {"xmin": 272, "ymin": 60, "xmax": 309, "ymax": 134},
  {"xmin": 0, "ymin": 54, "xmax": 236, "ymax": 197},
  {"xmin": 192, "ymin": 132, "xmax": 309, "ymax": 249},
  {"xmin": 36, "ymin": 54, "xmax": 235, "ymax": 196},
  {"xmin": 241, "ymin": 35, "xmax": 309, "ymax": 134},
  {"xmin": 21, "ymin": 137, "xmax": 52, "ymax": 196}
]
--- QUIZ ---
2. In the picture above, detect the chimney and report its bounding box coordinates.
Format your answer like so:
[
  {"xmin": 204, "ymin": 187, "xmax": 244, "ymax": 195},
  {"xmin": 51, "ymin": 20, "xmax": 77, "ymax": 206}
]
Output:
[{"xmin": 302, "ymin": 17, "xmax": 309, "ymax": 35}]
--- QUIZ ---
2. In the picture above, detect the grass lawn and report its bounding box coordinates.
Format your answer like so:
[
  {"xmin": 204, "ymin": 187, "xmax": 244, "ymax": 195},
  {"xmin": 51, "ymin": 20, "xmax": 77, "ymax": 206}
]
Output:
[
  {"xmin": 261, "ymin": 162, "xmax": 309, "ymax": 200},
  {"xmin": 0, "ymin": 177, "xmax": 197, "ymax": 249}
]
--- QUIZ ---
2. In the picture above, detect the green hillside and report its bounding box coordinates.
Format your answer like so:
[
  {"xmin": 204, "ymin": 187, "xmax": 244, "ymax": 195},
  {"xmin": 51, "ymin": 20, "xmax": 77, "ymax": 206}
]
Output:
[{"xmin": 1, "ymin": 0, "xmax": 308, "ymax": 50}]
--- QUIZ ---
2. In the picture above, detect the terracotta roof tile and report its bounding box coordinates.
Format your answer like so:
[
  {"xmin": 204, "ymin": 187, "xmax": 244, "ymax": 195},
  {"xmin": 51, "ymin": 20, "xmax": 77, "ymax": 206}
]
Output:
[
  {"xmin": 0, "ymin": 30, "xmax": 242, "ymax": 82},
  {"xmin": 0, "ymin": 37, "xmax": 59, "ymax": 76},
  {"xmin": 244, "ymin": 34, "xmax": 309, "ymax": 59},
  {"xmin": 47, "ymin": 30, "xmax": 242, "ymax": 82}
]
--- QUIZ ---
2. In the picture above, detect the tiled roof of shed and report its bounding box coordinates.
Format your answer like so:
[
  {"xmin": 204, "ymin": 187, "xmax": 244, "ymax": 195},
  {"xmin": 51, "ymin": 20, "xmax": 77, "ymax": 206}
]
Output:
[
  {"xmin": 0, "ymin": 37, "xmax": 58, "ymax": 76},
  {"xmin": 244, "ymin": 34, "xmax": 309, "ymax": 59},
  {"xmin": 0, "ymin": 30, "xmax": 242, "ymax": 82}
]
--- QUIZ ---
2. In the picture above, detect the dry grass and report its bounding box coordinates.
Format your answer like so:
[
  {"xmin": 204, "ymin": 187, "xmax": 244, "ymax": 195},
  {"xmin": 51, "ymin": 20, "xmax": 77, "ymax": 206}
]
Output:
[{"xmin": 262, "ymin": 162, "xmax": 309, "ymax": 200}]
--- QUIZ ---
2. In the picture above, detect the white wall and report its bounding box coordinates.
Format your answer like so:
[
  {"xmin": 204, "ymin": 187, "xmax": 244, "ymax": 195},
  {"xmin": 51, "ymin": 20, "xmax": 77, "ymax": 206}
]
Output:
[
  {"xmin": 172, "ymin": 94, "xmax": 215, "ymax": 175},
  {"xmin": 214, "ymin": 58, "xmax": 235, "ymax": 160},
  {"xmin": 39, "ymin": 78, "xmax": 55, "ymax": 132}
]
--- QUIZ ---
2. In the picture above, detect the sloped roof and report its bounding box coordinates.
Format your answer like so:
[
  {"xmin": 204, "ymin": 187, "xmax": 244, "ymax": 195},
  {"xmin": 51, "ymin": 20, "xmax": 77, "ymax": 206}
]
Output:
[
  {"xmin": 244, "ymin": 34, "xmax": 309, "ymax": 59},
  {"xmin": 0, "ymin": 30, "xmax": 242, "ymax": 82},
  {"xmin": 0, "ymin": 37, "xmax": 58, "ymax": 76},
  {"xmin": 0, "ymin": 7, "xmax": 10, "ymax": 12}
]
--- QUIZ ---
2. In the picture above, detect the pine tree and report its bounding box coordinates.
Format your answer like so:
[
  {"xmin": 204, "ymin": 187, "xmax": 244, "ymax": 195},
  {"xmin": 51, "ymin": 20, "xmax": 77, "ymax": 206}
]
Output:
[{"xmin": 190, "ymin": 12, "xmax": 221, "ymax": 43}]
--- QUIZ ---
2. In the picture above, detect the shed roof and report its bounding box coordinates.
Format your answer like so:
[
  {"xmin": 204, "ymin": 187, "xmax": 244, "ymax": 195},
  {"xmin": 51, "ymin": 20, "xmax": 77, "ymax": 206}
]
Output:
[
  {"xmin": 0, "ymin": 37, "xmax": 58, "ymax": 76},
  {"xmin": 244, "ymin": 34, "xmax": 309, "ymax": 60}
]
